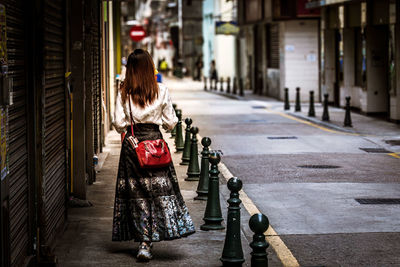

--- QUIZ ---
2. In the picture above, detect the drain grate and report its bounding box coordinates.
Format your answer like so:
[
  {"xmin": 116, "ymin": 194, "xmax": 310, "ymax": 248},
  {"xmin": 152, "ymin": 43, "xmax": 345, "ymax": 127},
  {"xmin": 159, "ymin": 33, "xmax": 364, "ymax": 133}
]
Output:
[
  {"xmin": 359, "ymin": 148, "xmax": 392, "ymax": 153},
  {"xmin": 251, "ymin": 106, "xmax": 266, "ymax": 109},
  {"xmin": 385, "ymin": 140, "xmax": 400, "ymax": 146},
  {"xmin": 268, "ymin": 136, "xmax": 297, "ymax": 140},
  {"xmin": 298, "ymin": 165, "xmax": 341, "ymax": 169},
  {"xmin": 355, "ymin": 198, "xmax": 400, "ymax": 205},
  {"xmin": 244, "ymin": 119, "xmax": 267, "ymax": 123}
]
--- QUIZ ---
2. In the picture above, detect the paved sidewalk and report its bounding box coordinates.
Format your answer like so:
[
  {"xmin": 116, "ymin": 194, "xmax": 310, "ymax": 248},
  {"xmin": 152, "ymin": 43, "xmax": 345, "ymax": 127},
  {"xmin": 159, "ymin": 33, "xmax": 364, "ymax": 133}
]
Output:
[{"xmin": 55, "ymin": 128, "xmax": 280, "ymax": 266}]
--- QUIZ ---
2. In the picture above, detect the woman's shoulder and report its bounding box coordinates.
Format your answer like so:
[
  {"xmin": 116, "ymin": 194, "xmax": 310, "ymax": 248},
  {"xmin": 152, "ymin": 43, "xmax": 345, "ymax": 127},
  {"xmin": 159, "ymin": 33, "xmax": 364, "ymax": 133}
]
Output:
[{"xmin": 157, "ymin": 82, "xmax": 169, "ymax": 97}]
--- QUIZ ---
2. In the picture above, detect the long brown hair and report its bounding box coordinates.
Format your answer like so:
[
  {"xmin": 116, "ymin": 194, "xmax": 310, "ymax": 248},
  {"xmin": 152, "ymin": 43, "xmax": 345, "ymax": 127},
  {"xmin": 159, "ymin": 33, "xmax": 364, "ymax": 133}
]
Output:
[{"xmin": 121, "ymin": 49, "xmax": 159, "ymax": 108}]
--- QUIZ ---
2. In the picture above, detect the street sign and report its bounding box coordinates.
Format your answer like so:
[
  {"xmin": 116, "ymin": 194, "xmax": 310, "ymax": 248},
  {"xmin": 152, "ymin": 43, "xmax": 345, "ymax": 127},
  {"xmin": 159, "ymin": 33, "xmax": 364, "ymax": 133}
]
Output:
[
  {"xmin": 215, "ymin": 21, "xmax": 239, "ymax": 35},
  {"xmin": 130, "ymin": 25, "xmax": 146, "ymax": 42}
]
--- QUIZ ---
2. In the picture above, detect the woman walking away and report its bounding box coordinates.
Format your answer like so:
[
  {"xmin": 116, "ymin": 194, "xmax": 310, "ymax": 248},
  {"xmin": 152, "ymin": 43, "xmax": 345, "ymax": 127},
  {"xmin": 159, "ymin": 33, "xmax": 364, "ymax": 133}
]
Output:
[{"xmin": 112, "ymin": 49, "xmax": 195, "ymax": 262}]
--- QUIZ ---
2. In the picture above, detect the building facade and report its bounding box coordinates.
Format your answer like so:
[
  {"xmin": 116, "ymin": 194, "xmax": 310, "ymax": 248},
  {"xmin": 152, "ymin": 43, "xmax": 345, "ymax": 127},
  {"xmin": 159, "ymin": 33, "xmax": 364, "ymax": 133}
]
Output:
[
  {"xmin": 237, "ymin": 0, "xmax": 320, "ymax": 101},
  {"xmin": 307, "ymin": 0, "xmax": 400, "ymax": 121}
]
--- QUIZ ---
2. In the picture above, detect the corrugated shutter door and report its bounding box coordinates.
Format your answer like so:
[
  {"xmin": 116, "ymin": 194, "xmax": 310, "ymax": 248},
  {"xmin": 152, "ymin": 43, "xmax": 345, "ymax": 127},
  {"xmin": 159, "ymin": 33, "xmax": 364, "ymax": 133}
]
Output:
[
  {"xmin": 42, "ymin": 0, "xmax": 66, "ymax": 245},
  {"xmin": 270, "ymin": 23, "xmax": 279, "ymax": 69},
  {"xmin": 6, "ymin": 0, "xmax": 30, "ymax": 266},
  {"xmin": 92, "ymin": 9, "xmax": 100, "ymax": 155}
]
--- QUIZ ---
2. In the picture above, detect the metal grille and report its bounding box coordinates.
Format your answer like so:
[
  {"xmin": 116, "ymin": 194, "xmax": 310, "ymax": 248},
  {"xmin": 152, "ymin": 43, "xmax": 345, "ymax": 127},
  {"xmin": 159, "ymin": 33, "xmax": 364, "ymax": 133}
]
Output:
[
  {"xmin": 251, "ymin": 106, "xmax": 266, "ymax": 109},
  {"xmin": 267, "ymin": 23, "xmax": 280, "ymax": 69},
  {"xmin": 42, "ymin": 0, "xmax": 66, "ymax": 246},
  {"xmin": 298, "ymin": 165, "xmax": 341, "ymax": 169},
  {"xmin": 6, "ymin": 1, "xmax": 30, "ymax": 265},
  {"xmin": 355, "ymin": 199, "xmax": 400, "ymax": 205},
  {"xmin": 92, "ymin": 1, "xmax": 101, "ymax": 155},
  {"xmin": 385, "ymin": 140, "xmax": 400, "ymax": 146},
  {"xmin": 268, "ymin": 136, "xmax": 298, "ymax": 140},
  {"xmin": 359, "ymin": 148, "xmax": 392, "ymax": 153}
]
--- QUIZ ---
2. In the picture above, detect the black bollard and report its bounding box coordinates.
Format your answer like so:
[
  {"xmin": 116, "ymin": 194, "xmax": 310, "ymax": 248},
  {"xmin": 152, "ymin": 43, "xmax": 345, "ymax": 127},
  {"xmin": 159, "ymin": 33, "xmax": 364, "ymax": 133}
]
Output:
[
  {"xmin": 343, "ymin": 96, "xmax": 353, "ymax": 127},
  {"xmin": 249, "ymin": 213, "xmax": 270, "ymax": 267},
  {"xmin": 175, "ymin": 109, "xmax": 184, "ymax": 151},
  {"xmin": 220, "ymin": 177, "xmax": 245, "ymax": 266},
  {"xmin": 170, "ymin": 103, "xmax": 177, "ymax": 138},
  {"xmin": 227, "ymin": 77, "xmax": 231, "ymax": 94},
  {"xmin": 239, "ymin": 77, "xmax": 244, "ymax": 97},
  {"xmin": 204, "ymin": 76, "xmax": 208, "ymax": 91},
  {"xmin": 220, "ymin": 77, "xmax": 224, "ymax": 92},
  {"xmin": 284, "ymin": 88, "xmax": 290, "ymax": 110},
  {"xmin": 195, "ymin": 137, "xmax": 211, "ymax": 200},
  {"xmin": 295, "ymin": 87, "xmax": 301, "ymax": 112},
  {"xmin": 180, "ymin": 118, "xmax": 192, "ymax": 165},
  {"xmin": 308, "ymin": 91, "xmax": 316, "ymax": 117},
  {"xmin": 200, "ymin": 152, "xmax": 225, "ymax": 231},
  {"xmin": 322, "ymin": 93, "xmax": 330, "ymax": 121},
  {"xmin": 186, "ymin": 126, "xmax": 200, "ymax": 181},
  {"xmin": 233, "ymin": 77, "xmax": 237, "ymax": 95},
  {"xmin": 214, "ymin": 78, "xmax": 218, "ymax": 90}
]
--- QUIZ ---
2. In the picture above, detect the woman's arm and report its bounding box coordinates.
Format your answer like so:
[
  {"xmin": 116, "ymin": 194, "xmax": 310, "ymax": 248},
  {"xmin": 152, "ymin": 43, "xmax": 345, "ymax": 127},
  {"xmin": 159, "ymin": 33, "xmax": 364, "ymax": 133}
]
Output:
[
  {"xmin": 161, "ymin": 85, "xmax": 178, "ymax": 131},
  {"xmin": 112, "ymin": 91, "xmax": 128, "ymax": 133}
]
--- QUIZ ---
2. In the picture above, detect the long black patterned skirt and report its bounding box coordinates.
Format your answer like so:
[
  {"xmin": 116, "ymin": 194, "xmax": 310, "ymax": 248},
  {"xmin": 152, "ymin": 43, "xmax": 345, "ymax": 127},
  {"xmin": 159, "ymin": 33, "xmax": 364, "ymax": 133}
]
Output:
[{"xmin": 112, "ymin": 124, "xmax": 195, "ymax": 242}]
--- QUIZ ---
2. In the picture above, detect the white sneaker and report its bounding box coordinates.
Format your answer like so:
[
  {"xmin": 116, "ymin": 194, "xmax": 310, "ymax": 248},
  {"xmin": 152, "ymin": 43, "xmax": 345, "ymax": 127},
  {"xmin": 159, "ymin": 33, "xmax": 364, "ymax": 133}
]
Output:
[{"xmin": 137, "ymin": 242, "xmax": 153, "ymax": 262}]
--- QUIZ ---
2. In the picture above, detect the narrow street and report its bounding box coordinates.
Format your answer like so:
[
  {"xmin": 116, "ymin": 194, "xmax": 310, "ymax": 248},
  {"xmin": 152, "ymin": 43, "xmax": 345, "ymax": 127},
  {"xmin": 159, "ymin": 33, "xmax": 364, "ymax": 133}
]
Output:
[{"xmin": 56, "ymin": 78, "xmax": 400, "ymax": 267}]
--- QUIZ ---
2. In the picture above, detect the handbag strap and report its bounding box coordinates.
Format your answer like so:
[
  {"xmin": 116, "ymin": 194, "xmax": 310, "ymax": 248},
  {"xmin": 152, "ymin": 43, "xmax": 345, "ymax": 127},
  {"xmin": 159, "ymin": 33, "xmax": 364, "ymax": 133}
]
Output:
[{"xmin": 128, "ymin": 96, "xmax": 135, "ymax": 136}]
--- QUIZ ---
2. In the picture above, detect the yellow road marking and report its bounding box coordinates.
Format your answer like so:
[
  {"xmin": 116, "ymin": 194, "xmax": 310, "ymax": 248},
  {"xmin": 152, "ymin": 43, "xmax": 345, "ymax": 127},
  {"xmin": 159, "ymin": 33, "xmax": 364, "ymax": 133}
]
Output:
[
  {"xmin": 218, "ymin": 162, "xmax": 300, "ymax": 267},
  {"xmin": 388, "ymin": 153, "xmax": 400, "ymax": 159},
  {"xmin": 266, "ymin": 109, "xmax": 362, "ymax": 136}
]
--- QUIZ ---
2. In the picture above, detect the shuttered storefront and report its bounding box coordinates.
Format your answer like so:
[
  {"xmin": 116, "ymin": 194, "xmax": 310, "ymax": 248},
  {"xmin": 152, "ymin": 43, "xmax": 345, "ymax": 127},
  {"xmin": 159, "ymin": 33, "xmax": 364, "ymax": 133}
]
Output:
[
  {"xmin": 41, "ymin": 0, "xmax": 67, "ymax": 246},
  {"xmin": 6, "ymin": 0, "xmax": 30, "ymax": 266},
  {"xmin": 92, "ymin": 2, "xmax": 101, "ymax": 156}
]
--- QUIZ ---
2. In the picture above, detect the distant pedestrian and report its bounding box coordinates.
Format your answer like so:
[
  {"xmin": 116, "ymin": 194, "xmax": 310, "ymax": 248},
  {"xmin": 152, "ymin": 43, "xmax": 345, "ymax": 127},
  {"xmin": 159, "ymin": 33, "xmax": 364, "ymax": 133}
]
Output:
[
  {"xmin": 195, "ymin": 56, "xmax": 203, "ymax": 81},
  {"xmin": 210, "ymin": 60, "xmax": 218, "ymax": 88},
  {"xmin": 112, "ymin": 49, "xmax": 195, "ymax": 262}
]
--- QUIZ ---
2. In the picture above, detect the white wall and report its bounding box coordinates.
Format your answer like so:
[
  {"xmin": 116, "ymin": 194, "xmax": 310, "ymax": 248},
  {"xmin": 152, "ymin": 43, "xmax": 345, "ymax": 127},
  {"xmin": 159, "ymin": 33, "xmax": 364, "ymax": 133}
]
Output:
[
  {"xmin": 281, "ymin": 20, "xmax": 320, "ymax": 102},
  {"xmin": 214, "ymin": 0, "xmax": 236, "ymax": 79}
]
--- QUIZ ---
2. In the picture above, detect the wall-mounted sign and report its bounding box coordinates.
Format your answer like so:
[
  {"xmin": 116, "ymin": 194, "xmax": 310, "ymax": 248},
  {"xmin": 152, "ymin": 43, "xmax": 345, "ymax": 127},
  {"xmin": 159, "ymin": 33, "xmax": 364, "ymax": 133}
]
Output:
[
  {"xmin": 215, "ymin": 21, "xmax": 239, "ymax": 35},
  {"xmin": 130, "ymin": 25, "xmax": 146, "ymax": 42}
]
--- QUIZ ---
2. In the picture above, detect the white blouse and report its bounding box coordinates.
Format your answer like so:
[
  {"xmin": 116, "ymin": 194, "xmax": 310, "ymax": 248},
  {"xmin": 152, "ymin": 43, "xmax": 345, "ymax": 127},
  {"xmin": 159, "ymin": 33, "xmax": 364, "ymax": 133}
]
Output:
[{"xmin": 112, "ymin": 83, "xmax": 178, "ymax": 133}]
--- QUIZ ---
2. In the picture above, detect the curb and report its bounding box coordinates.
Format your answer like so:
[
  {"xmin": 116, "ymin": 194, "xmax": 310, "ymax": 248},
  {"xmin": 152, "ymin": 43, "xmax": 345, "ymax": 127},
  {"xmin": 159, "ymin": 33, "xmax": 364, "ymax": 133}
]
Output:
[{"xmin": 287, "ymin": 112, "xmax": 359, "ymax": 134}]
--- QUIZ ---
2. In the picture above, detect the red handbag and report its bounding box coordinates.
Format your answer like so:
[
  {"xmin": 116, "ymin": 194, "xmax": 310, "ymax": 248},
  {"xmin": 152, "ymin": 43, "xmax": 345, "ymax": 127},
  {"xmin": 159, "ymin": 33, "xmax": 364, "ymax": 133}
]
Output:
[{"xmin": 127, "ymin": 100, "xmax": 172, "ymax": 168}]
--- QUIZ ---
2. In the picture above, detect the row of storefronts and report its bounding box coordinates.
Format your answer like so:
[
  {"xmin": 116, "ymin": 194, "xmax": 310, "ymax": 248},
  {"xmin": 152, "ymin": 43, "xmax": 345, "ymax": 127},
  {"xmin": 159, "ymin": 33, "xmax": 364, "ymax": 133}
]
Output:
[
  {"xmin": 235, "ymin": 0, "xmax": 400, "ymax": 122},
  {"xmin": 0, "ymin": 1, "xmax": 116, "ymax": 266}
]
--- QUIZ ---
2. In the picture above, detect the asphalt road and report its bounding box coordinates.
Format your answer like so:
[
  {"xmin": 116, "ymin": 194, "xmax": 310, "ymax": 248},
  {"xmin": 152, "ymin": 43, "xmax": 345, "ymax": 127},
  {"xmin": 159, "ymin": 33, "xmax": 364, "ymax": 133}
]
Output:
[{"xmin": 167, "ymin": 78, "xmax": 400, "ymax": 267}]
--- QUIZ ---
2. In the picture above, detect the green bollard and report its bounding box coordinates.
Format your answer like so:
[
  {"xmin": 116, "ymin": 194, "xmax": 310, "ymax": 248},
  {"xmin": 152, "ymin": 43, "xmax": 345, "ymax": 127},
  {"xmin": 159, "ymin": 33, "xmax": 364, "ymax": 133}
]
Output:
[
  {"xmin": 227, "ymin": 77, "xmax": 231, "ymax": 94},
  {"xmin": 180, "ymin": 118, "xmax": 192, "ymax": 165},
  {"xmin": 308, "ymin": 91, "xmax": 316, "ymax": 117},
  {"xmin": 284, "ymin": 88, "xmax": 290, "ymax": 110},
  {"xmin": 220, "ymin": 77, "xmax": 224, "ymax": 92},
  {"xmin": 295, "ymin": 87, "xmax": 301, "ymax": 112},
  {"xmin": 200, "ymin": 152, "xmax": 225, "ymax": 231},
  {"xmin": 239, "ymin": 77, "xmax": 244, "ymax": 97},
  {"xmin": 322, "ymin": 93, "xmax": 330, "ymax": 121},
  {"xmin": 174, "ymin": 109, "xmax": 184, "ymax": 151},
  {"xmin": 186, "ymin": 126, "xmax": 200, "ymax": 181},
  {"xmin": 343, "ymin": 96, "xmax": 353, "ymax": 127},
  {"xmin": 194, "ymin": 137, "xmax": 211, "ymax": 200},
  {"xmin": 204, "ymin": 76, "xmax": 208, "ymax": 91},
  {"xmin": 249, "ymin": 213, "xmax": 270, "ymax": 267},
  {"xmin": 170, "ymin": 103, "xmax": 177, "ymax": 138},
  {"xmin": 220, "ymin": 177, "xmax": 245, "ymax": 266},
  {"xmin": 233, "ymin": 77, "xmax": 237, "ymax": 95}
]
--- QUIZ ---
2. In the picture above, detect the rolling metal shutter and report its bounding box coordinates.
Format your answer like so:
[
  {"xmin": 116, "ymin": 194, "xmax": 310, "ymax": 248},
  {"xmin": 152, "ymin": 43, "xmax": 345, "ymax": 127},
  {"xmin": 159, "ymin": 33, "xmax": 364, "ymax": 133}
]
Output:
[
  {"xmin": 6, "ymin": 0, "xmax": 30, "ymax": 266},
  {"xmin": 268, "ymin": 23, "xmax": 280, "ymax": 69},
  {"xmin": 92, "ymin": 5, "xmax": 101, "ymax": 155},
  {"xmin": 42, "ymin": 0, "xmax": 66, "ymax": 246}
]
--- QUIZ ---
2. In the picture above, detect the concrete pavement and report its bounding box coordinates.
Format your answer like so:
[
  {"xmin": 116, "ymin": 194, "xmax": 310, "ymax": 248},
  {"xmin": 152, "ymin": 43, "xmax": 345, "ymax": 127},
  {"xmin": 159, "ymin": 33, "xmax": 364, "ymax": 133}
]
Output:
[
  {"xmin": 55, "ymin": 77, "xmax": 400, "ymax": 266},
  {"xmin": 166, "ymin": 77, "xmax": 400, "ymax": 267}
]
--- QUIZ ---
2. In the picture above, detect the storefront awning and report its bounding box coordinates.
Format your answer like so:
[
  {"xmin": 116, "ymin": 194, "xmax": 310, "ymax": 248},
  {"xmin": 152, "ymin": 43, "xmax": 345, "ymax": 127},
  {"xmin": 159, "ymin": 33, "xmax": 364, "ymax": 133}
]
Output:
[{"xmin": 306, "ymin": 0, "xmax": 356, "ymax": 9}]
